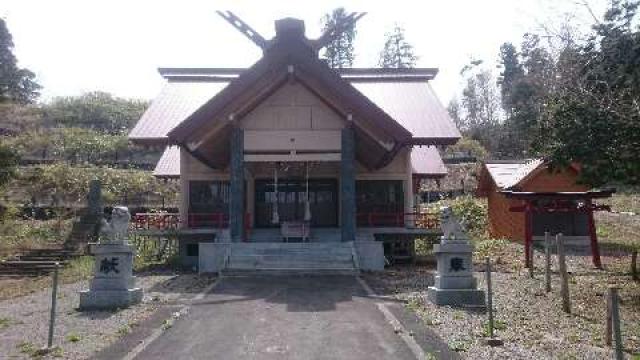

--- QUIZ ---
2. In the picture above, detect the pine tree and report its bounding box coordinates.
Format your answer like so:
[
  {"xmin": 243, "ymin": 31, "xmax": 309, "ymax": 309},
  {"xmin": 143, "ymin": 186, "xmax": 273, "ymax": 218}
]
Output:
[
  {"xmin": 0, "ymin": 18, "xmax": 40, "ymax": 104},
  {"xmin": 378, "ymin": 25, "xmax": 418, "ymax": 68},
  {"xmin": 498, "ymin": 43, "xmax": 524, "ymax": 116},
  {"xmin": 320, "ymin": 8, "xmax": 356, "ymax": 69}
]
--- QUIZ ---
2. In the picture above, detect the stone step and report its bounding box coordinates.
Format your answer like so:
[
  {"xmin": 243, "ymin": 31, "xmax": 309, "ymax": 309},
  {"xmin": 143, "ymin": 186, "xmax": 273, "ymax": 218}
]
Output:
[
  {"xmin": 222, "ymin": 242, "xmax": 357, "ymax": 273},
  {"xmin": 222, "ymin": 269, "xmax": 358, "ymax": 276},
  {"xmin": 18, "ymin": 249, "xmax": 76, "ymax": 254},
  {"xmin": 231, "ymin": 250, "xmax": 354, "ymax": 257},
  {"xmin": 223, "ymin": 268, "xmax": 358, "ymax": 276},
  {"xmin": 229, "ymin": 256, "xmax": 354, "ymax": 265},
  {"xmin": 230, "ymin": 253, "xmax": 354, "ymax": 258},
  {"xmin": 230, "ymin": 244, "xmax": 353, "ymax": 252},
  {"xmin": 228, "ymin": 257, "xmax": 355, "ymax": 270},
  {"xmin": 230, "ymin": 242, "xmax": 351, "ymax": 249},
  {"xmin": 17, "ymin": 255, "xmax": 72, "ymax": 261}
]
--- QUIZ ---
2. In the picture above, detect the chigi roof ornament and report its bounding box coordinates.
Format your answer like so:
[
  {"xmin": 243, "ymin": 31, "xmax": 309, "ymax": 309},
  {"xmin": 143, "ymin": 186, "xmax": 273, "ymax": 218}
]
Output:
[{"xmin": 216, "ymin": 10, "xmax": 366, "ymax": 54}]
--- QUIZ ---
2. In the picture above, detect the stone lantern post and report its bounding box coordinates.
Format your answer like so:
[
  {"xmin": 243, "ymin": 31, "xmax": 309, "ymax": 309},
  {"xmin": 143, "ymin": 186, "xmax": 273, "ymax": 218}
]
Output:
[
  {"xmin": 427, "ymin": 207, "xmax": 485, "ymax": 307},
  {"xmin": 79, "ymin": 206, "xmax": 143, "ymax": 310}
]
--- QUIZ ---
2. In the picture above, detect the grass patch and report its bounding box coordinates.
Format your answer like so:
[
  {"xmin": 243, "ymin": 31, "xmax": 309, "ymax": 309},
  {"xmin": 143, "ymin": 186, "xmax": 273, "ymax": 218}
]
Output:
[
  {"xmin": 447, "ymin": 339, "xmax": 470, "ymax": 352},
  {"xmin": 0, "ymin": 219, "xmax": 72, "ymax": 254},
  {"xmin": 117, "ymin": 325, "xmax": 131, "ymax": 337},
  {"xmin": 482, "ymin": 319, "xmax": 507, "ymax": 336},
  {"xmin": 66, "ymin": 333, "xmax": 81, "ymax": 343},
  {"xmin": 0, "ymin": 317, "xmax": 11, "ymax": 329},
  {"xmin": 17, "ymin": 340, "xmax": 63, "ymax": 358},
  {"xmin": 596, "ymin": 212, "xmax": 640, "ymax": 253},
  {"xmin": 424, "ymin": 352, "xmax": 437, "ymax": 360},
  {"xmin": 474, "ymin": 237, "xmax": 509, "ymax": 259},
  {"xmin": 17, "ymin": 341, "xmax": 36, "ymax": 355},
  {"xmin": 161, "ymin": 319, "xmax": 173, "ymax": 330},
  {"xmin": 60, "ymin": 256, "xmax": 94, "ymax": 282},
  {"xmin": 600, "ymin": 188, "xmax": 640, "ymax": 214},
  {"xmin": 405, "ymin": 297, "xmax": 422, "ymax": 311}
]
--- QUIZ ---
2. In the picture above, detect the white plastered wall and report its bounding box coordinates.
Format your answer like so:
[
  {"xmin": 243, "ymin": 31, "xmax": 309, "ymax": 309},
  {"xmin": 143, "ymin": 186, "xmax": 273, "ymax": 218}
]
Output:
[{"xmin": 179, "ymin": 82, "xmax": 414, "ymax": 227}]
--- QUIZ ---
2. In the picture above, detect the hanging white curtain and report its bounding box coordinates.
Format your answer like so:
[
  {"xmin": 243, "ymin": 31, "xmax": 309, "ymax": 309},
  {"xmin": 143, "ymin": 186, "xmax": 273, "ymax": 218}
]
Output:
[
  {"xmin": 271, "ymin": 163, "xmax": 279, "ymax": 224},
  {"xmin": 304, "ymin": 162, "xmax": 312, "ymax": 221}
]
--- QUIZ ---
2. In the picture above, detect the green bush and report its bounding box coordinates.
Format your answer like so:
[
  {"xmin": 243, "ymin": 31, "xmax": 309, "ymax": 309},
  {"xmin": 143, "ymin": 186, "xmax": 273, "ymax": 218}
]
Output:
[
  {"xmin": 13, "ymin": 164, "xmax": 178, "ymax": 206},
  {"xmin": 449, "ymin": 196, "xmax": 488, "ymax": 238},
  {"xmin": 0, "ymin": 219, "xmax": 72, "ymax": 251}
]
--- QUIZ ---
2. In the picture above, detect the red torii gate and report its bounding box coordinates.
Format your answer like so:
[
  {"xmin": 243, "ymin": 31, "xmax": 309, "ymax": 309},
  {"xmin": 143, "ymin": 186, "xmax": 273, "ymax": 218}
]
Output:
[{"xmin": 501, "ymin": 190, "xmax": 615, "ymax": 269}]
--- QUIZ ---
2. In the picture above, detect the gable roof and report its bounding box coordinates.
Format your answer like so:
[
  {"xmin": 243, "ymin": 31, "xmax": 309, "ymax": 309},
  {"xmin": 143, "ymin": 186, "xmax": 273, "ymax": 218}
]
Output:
[
  {"xmin": 129, "ymin": 18, "xmax": 459, "ymax": 149},
  {"xmin": 482, "ymin": 159, "xmax": 544, "ymax": 190},
  {"xmin": 166, "ymin": 38, "xmax": 413, "ymax": 147},
  {"xmin": 129, "ymin": 67, "xmax": 460, "ymax": 146}
]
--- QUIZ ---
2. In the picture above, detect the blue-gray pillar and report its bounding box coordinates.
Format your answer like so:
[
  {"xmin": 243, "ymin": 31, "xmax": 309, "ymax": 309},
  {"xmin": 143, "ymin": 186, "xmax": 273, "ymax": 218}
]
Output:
[
  {"xmin": 229, "ymin": 127, "xmax": 244, "ymax": 242},
  {"xmin": 341, "ymin": 127, "xmax": 356, "ymax": 242}
]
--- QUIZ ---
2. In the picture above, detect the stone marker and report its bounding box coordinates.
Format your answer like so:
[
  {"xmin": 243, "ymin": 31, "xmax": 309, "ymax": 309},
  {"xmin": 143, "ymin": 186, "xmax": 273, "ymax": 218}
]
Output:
[
  {"xmin": 427, "ymin": 207, "xmax": 485, "ymax": 307},
  {"xmin": 79, "ymin": 206, "xmax": 143, "ymax": 310}
]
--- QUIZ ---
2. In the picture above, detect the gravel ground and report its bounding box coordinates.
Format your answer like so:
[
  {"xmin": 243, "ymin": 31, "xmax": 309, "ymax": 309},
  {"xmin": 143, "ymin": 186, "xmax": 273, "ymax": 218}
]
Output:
[
  {"xmin": 364, "ymin": 243, "xmax": 639, "ymax": 359},
  {"xmin": 0, "ymin": 272, "xmax": 216, "ymax": 359}
]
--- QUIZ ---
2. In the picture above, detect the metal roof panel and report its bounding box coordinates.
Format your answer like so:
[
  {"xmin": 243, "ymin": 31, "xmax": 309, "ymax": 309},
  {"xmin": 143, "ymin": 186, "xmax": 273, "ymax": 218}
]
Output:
[
  {"xmin": 411, "ymin": 146, "xmax": 447, "ymax": 177},
  {"xmin": 351, "ymin": 81, "xmax": 461, "ymax": 142},
  {"xmin": 153, "ymin": 145, "xmax": 180, "ymax": 177},
  {"xmin": 485, "ymin": 159, "xmax": 544, "ymax": 189},
  {"xmin": 129, "ymin": 81, "xmax": 230, "ymax": 143}
]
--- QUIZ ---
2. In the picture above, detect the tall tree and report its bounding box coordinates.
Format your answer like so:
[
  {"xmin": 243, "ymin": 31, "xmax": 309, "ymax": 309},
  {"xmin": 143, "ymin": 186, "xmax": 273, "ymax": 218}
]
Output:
[
  {"xmin": 0, "ymin": 19, "xmax": 40, "ymax": 104},
  {"xmin": 447, "ymin": 97, "xmax": 464, "ymax": 131},
  {"xmin": 496, "ymin": 35, "xmax": 554, "ymax": 158},
  {"xmin": 456, "ymin": 64, "xmax": 503, "ymax": 155},
  {"xmin": 498, "ymin": 42, "xmax": 524, "ymax": 116},
  {"xmin": 320, "ymin": 8, "xmax": 356, "ymax": 69},
  {"xmin": 379, "ymin": 25, "xmax": 418, "ymax": 68},
  {"xmin": 534, "ymin": 0, "xmax": 640, "ymax": 185}
]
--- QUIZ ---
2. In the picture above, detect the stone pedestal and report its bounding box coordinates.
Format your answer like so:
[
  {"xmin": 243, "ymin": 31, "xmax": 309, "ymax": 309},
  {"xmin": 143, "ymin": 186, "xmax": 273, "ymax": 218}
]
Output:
[
  {"xmin": 427, "ymin": 207, "xmax": 485, "ymax": 307},
  {"xmin": 79, "ymin": 244, "xmax": 143, "ymax": 310}
]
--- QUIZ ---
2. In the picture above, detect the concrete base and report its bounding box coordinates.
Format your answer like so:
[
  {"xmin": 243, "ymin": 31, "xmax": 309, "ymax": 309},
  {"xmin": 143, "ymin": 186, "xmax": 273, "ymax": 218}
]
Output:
[
  {"xmin": 354, "ymin": 240, "xmax": 385, "ymax": 271},
  {"xmin": 79, "ymin": 287, "xmax": 143, "ymax": 310},
  {"xmin": 79, "ymin": 243, "xmax": 143, "ymax": 310},
  {"xmin": 483, "ymin": 338, "xmax": 505, "ymax": 347},
  {"xmin": 426, "ymin": 286, "xmax": 486, "ymax": 308},
  {"xmin": 434, "ymin": 275, "xmax": 477, "ymax": 289}
]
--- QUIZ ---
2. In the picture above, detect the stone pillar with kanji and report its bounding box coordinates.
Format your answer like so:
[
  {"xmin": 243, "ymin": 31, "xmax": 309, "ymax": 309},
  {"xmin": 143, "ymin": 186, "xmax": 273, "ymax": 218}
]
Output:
[
  {"xmin": 427, "ymin": 206, "xmax": 485, "ymax": 307},
  {"xmin": 79, "ymin": 206, "xmax": 143, "ymax": 310}
]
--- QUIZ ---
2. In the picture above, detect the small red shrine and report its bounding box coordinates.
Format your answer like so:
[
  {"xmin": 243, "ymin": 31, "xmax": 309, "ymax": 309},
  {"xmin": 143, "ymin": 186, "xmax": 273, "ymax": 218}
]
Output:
[{"xmin": 476, "ymin": 159, "xmax": 614, "ymax": 268}]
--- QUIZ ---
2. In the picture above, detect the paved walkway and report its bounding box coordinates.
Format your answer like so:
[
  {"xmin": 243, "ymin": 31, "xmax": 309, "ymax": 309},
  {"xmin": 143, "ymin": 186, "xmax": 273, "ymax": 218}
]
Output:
[{"xmin": 134, "ymin": 275, "xmax": 427, "ymax": 360}]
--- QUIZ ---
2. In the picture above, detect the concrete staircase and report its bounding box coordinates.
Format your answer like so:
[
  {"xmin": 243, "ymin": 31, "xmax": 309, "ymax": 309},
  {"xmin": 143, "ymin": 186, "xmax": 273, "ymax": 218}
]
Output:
[
  {"xmin": 0, "ymin": 248, "xmax": 79, "ymax": 277},
  {"xmin": 223, "ymin": 242, "xmax": 358, "ymax": 275}
]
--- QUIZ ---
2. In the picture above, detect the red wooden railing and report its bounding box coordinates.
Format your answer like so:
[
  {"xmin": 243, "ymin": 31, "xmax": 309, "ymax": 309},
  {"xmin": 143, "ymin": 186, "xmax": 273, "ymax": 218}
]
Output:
[
  {"xmin": 133, "ymin": 213, "xmax": 180, "ymax": 231},
  {"xmin": 132, "ymin": 212, "xmax": 252, "ymax": 235},
  {"xmin": 187, "ymin": 212, "xmax": 229, "ymax": 228},
  {"xmin": 356, "ymin": 212, "xmax": 440, "ymax": 229}
]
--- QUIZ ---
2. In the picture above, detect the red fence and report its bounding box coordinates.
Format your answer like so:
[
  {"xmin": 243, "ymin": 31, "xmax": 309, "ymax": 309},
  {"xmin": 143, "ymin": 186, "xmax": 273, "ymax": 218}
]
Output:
[
  {"xmin": 133, "ymin": 212, "xmax": 439, "ymax": 232},
  {"xmin": 132, "ymin": 212, "xmax": 251, "ymax": 233},
  {"xmin": 133, "ymin": 213, "xmax": 180, "ymax": 231},
  {"xmin": 356, "ymin": 212, "xmax": 439, "ymax": 229}
]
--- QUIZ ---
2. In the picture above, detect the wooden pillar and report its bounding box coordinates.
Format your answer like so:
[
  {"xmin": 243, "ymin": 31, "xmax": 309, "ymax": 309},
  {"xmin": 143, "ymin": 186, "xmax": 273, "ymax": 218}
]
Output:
[
  {"xmin": 340, "ymin": 127, "xmax": 356, "ymax": 242},
  {"xmin": 586, "ymin": 200, "xmax": 602, "ymax": 268},
  {"xmin": 524, "ymin": 201, "xmax": 533, "ymax": 268},
  {"xmin": 229, "ymin": 127, "xmax": 244, "ymax": 242}
]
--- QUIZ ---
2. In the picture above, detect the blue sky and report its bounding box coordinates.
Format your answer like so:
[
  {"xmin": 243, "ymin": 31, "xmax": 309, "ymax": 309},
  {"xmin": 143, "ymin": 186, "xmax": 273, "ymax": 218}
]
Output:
[{"xmin": 2, "ymin": 0, "xmax": 607, "ymax": 104}]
